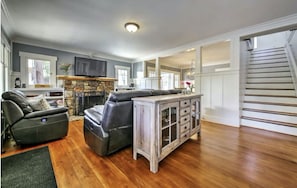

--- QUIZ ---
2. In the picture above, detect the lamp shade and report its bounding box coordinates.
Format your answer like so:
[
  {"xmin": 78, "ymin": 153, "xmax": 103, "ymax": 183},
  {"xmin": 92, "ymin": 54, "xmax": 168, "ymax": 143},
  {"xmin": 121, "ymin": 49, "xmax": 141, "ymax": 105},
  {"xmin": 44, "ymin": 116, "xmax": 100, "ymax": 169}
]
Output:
[{"xmin": 125, "ymin": 23, "xmax": 139, "ymax": 32}]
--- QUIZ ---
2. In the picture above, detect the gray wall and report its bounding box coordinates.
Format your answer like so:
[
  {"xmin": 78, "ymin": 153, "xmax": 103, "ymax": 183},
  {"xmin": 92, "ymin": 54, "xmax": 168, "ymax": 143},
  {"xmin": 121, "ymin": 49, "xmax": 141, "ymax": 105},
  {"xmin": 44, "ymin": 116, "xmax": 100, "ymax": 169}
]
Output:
[
  {"xmin": 12, "ymin": 42, "xmax": 132, "ymax": 77},
  {"xmin": 132, "ymin": 62, "xmax": 143, "ymax": 78}
]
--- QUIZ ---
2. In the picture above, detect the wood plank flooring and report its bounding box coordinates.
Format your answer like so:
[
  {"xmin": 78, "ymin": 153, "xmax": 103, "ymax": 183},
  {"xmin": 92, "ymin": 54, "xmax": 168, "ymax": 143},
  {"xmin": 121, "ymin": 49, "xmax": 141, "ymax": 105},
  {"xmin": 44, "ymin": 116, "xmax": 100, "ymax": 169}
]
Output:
[{"xmin": 2, "ymin": 120, "xmax": 297, "ymax": 188}]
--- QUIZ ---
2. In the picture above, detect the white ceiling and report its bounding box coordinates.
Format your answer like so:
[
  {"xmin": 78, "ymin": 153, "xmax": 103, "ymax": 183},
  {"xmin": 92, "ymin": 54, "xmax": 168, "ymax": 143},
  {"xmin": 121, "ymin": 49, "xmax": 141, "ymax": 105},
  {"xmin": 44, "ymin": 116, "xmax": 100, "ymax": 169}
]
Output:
[{"xmin": 2, "ymin": 0, "xmax": 297, "ymax": 63}]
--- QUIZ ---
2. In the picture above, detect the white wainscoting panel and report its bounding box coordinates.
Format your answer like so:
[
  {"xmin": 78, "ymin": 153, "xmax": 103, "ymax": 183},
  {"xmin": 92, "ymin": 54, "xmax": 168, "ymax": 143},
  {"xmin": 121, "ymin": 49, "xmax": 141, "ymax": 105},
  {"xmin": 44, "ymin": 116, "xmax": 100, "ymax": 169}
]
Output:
[{"xmin": 201, "ymin": 70, "xmax": 240, "ymax": 127}]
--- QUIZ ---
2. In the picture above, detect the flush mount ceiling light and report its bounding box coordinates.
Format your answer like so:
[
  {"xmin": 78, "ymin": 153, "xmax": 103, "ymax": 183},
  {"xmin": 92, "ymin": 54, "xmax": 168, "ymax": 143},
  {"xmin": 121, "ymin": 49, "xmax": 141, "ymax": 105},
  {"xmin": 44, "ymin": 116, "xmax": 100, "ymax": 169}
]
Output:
[{"xmin": 125, "ymin": 22, "xmax": 139, "ymax": 33}]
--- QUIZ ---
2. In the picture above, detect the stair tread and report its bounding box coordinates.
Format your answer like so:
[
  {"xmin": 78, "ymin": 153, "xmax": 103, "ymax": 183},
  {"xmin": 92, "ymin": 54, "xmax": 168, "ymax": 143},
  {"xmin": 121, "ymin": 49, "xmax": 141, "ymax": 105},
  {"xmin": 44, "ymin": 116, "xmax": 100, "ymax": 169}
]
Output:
[
  {"xmin": 244, "ymin": 101, "xmax": 297, "ymax": 107},
  {"xmin": 245, "ymin": 88, "xmax": 294, "ymax": 90},
  {"xmin": 246, "ymin": 82, "xmax": 293, "ymax": 84},
  {"xmin": 249, "ymin": 60, "xmax": 288, "ymax": 65},
  {"xmin": 247, "ymin": 76, "xmax": 292, "ymax": 78},
  {"xmin": 241, "ymin": 116, "xmax": 297, "ymax": 128},
  {"xmin": 247, "ymin": 71, "xmax": 291, "ymax": 74},
  {"xmin": 245, "ymin": 94, "xmax": 297, "ymax": 98},
  {"xmin": 248, "ymin": 65, "xmax": 289, "ymax": 69},
  {"xmin": 250, "ymin": 54, "xmax": 286, "ymax": 58},
  {"xmin": 249, "ymin": 59, "xmax": 287, "ymax": 62},
  {"xmin": 252, "ymin": 47, "xmax": 284, "ymax": 52},
  {"xmin": 242, "ymin": 108, "xmax": 297, "ymax": 116}
]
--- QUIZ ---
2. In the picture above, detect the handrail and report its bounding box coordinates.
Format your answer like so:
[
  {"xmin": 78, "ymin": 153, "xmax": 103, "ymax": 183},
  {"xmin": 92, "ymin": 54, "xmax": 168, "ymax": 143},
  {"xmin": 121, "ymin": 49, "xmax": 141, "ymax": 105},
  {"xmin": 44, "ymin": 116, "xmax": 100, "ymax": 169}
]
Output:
[{"xmin": 285, "ymin": 30, "xmax": 297, "ymax": 96}]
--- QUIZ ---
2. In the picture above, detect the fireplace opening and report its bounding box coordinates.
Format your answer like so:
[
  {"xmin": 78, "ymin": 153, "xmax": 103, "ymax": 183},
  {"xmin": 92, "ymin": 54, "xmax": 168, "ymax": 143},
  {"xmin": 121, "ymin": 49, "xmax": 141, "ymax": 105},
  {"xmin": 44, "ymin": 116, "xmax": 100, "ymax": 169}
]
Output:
[{"xmin": 75, "ymin": 91, "xmax": 106, "ymax": 115}]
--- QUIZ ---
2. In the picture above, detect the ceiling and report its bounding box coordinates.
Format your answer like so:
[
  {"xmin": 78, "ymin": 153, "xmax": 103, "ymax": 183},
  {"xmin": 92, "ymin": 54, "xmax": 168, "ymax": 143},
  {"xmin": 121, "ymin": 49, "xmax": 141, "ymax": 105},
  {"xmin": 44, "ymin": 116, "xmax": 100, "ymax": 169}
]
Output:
[{"xmin": 2, "ymin": 0, "xmax": 297, "ymax": 63}]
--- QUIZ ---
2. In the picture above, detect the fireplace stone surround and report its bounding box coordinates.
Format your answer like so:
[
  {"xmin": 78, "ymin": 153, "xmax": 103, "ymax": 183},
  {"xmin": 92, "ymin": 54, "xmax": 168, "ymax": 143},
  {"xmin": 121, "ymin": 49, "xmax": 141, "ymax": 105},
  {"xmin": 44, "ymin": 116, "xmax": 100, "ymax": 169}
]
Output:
[{"xmin": 57, "ymin": 75, "xmax": 117, "ymax": 116}]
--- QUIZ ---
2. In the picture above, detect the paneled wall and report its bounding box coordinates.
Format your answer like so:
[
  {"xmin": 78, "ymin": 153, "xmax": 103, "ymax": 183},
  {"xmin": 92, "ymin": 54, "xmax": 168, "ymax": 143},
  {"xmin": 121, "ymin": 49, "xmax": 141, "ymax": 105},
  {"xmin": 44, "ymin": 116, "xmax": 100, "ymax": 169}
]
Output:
[{"xmin": 200, "ymin": 70, "xmax": 240, "ymax": 126}]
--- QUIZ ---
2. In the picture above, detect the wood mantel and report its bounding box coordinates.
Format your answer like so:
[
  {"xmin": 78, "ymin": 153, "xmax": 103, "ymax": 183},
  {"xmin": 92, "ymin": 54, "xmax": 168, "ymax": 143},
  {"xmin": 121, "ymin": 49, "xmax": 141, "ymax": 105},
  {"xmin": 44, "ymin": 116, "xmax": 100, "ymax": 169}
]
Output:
[{"xmin": 57, "ymin": 75, "xmax": 117, "ymax": 81}]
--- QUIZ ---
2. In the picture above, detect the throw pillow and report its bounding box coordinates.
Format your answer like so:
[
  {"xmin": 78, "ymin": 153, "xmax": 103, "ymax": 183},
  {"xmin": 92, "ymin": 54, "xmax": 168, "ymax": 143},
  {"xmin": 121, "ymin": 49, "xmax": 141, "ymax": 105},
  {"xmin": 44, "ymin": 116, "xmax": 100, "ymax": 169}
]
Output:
[{"xmin": 27, "ymin": 95, "xmax": 52, "ymax": 111}]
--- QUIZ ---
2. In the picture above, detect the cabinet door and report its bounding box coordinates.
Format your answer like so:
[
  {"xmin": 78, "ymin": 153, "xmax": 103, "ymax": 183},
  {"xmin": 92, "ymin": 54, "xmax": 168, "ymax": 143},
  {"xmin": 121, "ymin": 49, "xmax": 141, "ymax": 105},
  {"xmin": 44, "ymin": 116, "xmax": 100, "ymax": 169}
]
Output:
[
  {"xmin": 160, "ymin": 102, "xmax": 179, "ymax": 155},
  {"xmin": 190, "ymin": 98, "xmax": 201, "ymax": 135}
]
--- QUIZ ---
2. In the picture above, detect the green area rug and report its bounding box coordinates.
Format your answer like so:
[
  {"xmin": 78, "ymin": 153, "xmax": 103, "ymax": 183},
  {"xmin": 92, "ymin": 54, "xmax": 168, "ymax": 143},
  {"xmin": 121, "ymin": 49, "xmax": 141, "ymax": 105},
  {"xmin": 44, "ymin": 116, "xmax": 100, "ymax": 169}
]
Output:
[{"xmin": 1, "ymin": 146, "xmax": 57, "ymax": 188}]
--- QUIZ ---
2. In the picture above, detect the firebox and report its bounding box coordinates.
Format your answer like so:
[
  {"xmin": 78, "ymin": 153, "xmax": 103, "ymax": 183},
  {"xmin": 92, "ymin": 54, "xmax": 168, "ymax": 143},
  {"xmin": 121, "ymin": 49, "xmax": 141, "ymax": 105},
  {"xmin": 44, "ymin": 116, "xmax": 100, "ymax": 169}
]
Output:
[{"xmin": 74, "ymin": 91, "xmax": 106, "ymax": 115}]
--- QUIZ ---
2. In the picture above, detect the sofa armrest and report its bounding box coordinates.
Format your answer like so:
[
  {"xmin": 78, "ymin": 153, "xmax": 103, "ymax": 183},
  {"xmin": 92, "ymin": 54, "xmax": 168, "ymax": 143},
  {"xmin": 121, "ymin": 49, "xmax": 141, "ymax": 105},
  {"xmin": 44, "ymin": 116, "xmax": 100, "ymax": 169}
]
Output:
[
  {"xmin": 2, "ymin": 100, "xmax": 24, "ymax": 125},
  {"xmin": 24, "ymin": 107, "xmax": 68, "ymax": 119}
]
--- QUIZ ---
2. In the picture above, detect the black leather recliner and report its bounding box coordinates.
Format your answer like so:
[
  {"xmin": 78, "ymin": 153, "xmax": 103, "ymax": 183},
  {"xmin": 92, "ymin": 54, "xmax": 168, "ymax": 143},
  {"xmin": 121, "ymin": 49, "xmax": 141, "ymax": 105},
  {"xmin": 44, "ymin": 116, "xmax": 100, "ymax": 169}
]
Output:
[
  {"xmin": 1, "ymin": 90, "xmax": 69, "ymax": 145},
  {"xmin": 83, "ymin": 89, "xmax": 182, "ymax": 156}
]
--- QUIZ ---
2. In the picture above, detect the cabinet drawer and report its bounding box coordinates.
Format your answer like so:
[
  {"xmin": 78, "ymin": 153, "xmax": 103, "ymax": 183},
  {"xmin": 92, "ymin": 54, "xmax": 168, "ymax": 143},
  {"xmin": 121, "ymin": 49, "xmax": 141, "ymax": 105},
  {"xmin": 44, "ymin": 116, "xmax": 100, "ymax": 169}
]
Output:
[
  {"xmin": 180, "ymin": 114, "xmax": 190, "ymax": 125},
  {"xmin": 180, "ymin": 100, "xmax": 190, "ymax": 108},
  {"xmin": 180, "ymin": 122, "xmax": 190, "ymax": 133},
  {"xmin": 180, "ymin": 107, "xmax": 190, "ymax": 117},
  {"xmin": 180, "ymin": 131, "xmax": 190, "ymax": 143}
]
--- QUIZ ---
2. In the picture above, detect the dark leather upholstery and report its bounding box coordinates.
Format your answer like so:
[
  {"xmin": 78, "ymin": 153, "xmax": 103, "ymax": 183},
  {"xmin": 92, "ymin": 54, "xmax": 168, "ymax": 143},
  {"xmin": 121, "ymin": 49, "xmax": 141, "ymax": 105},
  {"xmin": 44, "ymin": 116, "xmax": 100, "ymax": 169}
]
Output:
[
  {"xmin": 1, "ymin": 90, "xmax": 69, "ymax": 145},
  {"xmin": 83, "ymin": 89, "xmax": 181, "ymax": 156}
]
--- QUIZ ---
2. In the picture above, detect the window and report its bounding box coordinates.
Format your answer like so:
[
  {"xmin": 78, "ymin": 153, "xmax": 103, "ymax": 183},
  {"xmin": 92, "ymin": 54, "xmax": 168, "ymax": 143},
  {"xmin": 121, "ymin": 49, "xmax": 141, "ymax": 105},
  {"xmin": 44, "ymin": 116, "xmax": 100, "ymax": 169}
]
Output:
[
  {"xmin": 115, "ymin": 65, "xmax": 130, "ymax": 87},
  {"xmin": 19, "ymin": 52, "xmax": 57, "ymax": 88}
]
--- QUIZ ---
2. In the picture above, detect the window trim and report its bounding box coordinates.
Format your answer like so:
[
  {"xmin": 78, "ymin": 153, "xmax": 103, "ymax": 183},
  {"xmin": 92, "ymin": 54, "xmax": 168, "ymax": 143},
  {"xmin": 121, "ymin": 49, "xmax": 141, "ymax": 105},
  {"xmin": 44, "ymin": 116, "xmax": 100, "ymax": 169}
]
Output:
[
  {"xmin": 114, "ymin": 65, "xmax": 130, "ymax": 87},
  {"xmin": 19, "ymin": 51, "xmax": 57, "ymax": 88}
]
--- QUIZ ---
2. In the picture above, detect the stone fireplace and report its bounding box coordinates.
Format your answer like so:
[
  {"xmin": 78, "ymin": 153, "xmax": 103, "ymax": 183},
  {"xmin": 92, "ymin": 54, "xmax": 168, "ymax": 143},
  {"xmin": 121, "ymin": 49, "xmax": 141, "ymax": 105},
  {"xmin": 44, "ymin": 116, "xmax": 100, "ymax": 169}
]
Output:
[{"xmin": 57, "ymin": 75, "xmax": 116, "ymax": 116}]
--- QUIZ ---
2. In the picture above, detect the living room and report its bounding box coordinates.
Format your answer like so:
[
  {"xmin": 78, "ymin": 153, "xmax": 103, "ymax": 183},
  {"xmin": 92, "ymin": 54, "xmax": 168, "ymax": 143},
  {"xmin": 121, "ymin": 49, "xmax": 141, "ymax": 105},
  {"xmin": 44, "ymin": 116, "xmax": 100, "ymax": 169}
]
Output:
[{"xmin": 1, "ymin": 1, "xmax": 297, "ymax": 187}]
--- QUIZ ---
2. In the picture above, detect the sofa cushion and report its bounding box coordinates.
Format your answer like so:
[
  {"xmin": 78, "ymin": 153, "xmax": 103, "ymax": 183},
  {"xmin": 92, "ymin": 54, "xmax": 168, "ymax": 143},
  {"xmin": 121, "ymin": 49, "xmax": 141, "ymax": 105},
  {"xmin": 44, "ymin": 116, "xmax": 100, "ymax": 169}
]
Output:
[{"xmin": 2, "ymin": 90, "xmax": 33, "ymax": 114}]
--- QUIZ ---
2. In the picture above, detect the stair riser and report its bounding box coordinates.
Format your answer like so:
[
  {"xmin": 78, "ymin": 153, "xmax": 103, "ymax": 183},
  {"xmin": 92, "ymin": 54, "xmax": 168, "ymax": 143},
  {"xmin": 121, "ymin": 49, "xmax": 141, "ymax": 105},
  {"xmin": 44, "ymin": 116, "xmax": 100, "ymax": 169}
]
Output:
[
  {"xmin": 248, "ymin": 67, "xmax": 290, "ymax": 73},
  {"xmin": 242, "ymin": 103, "xmax": 297, "ymax": 114},
  {"xmin": 242, "ymin": 111, "xmax": 297, "ymax": 124},
  {"xmin": 252, "ymin": 47, "xmax": 285, "ymax": 54},
  {"xmin": 245, "ymin": 83, "xmax": 294, "ymax": 89},
  {"xmin": 248, "ymin": 62, "xmax": 289, "ymax": 69},
  {"xmin": 251, "ymin": 51, "xmax": 285, "ymax": 57},
  {"xmin": 248, "ymin": 72, "xmax": 291, "ymax": 78},
  {"xmin": 249, "ymin": 58, "xmax": 287, "ymax": 64},
  {"xmin": 247, "ymin": 77, "xmax": 292, "ymax": 83},
  {"xmin": 245, "ymin": 90, "xmax": 296, "ymax": 96},
  {"xmin": 250, "ymin": 54, "xmax": 287, "ymax": 61},
  {"xmin": 244, "ymin": 96, "xmax": 297, "ymax": 104},
  {"xmin": 241, "ymin": 119, "xmax": 297, "ymax": 136}
]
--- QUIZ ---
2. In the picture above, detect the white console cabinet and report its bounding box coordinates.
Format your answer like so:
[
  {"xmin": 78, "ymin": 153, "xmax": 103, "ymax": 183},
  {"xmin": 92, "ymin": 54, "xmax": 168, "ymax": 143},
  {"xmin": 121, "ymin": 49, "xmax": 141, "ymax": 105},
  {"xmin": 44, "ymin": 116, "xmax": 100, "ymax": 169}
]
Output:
[{"xmin": 132, "ymin": 94, "xmax": 202, "ymax": 173}]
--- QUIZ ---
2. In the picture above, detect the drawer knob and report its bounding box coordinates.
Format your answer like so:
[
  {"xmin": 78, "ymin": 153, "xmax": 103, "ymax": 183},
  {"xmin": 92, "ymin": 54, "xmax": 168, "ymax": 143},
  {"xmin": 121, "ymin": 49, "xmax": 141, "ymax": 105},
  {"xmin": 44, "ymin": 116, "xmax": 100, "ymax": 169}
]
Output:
[
  {"xmin": 184, "ymin": 118, "xmax": 187, "ymax": 121},
  {"xmin": 184, "ymin": 110, "xmax": 187, "ymax": 113}
]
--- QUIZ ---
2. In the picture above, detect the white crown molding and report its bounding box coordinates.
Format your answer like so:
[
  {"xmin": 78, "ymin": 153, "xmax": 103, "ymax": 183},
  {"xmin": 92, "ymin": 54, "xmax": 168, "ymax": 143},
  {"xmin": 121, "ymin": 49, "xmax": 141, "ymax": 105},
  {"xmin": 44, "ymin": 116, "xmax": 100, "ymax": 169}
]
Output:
[
  {"xmin": 12, "ymin": 37, "xmax": 133, "ymax": 63},
  {"xmin": 134, "ymin": 13, "xmax": 297, "ymax": 63}
]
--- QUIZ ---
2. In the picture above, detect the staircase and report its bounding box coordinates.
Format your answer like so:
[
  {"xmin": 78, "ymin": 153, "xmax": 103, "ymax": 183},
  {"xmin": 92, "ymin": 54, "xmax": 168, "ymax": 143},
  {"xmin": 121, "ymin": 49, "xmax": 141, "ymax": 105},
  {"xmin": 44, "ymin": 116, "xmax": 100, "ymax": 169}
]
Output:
[{"xmin": 241, "ymin": 47, "xmax": 297, "ymax": 134}]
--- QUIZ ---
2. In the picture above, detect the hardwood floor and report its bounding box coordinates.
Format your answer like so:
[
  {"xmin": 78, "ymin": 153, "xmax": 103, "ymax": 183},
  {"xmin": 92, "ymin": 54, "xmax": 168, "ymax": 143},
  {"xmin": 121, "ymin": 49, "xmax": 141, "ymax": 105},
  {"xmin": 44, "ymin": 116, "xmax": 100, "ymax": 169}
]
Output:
[{"xmin": 2, "ymin": 120, "xmax": 297, "ymax": 188}]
